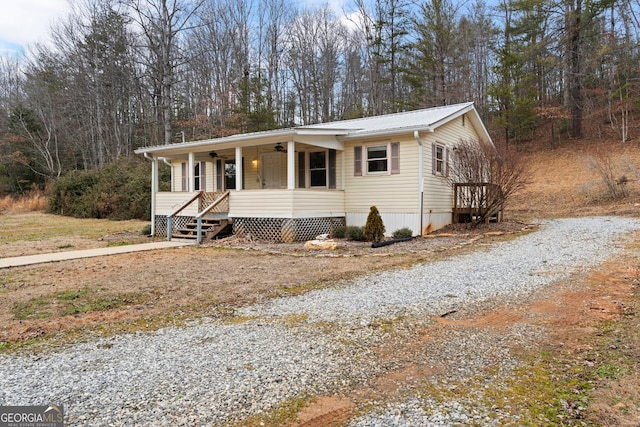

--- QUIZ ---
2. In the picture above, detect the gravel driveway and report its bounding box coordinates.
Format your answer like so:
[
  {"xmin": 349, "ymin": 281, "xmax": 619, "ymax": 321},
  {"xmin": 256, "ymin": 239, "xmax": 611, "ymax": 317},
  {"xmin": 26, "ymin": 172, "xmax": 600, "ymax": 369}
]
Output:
[{"xmin": 1, "ymin": 216, "xmax": 638, "ymax": 426}]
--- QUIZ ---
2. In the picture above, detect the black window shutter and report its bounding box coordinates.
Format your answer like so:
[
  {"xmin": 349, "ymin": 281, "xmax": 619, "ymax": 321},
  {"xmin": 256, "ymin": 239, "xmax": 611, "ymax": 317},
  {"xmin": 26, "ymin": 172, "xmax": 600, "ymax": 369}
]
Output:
[
  {"xmin": 216, "ymin": 159, "xmax": 223, "ymax": 190},
  {"xmin": 298, "ymin": 151, "xmax": 305, "ymax": 188}
]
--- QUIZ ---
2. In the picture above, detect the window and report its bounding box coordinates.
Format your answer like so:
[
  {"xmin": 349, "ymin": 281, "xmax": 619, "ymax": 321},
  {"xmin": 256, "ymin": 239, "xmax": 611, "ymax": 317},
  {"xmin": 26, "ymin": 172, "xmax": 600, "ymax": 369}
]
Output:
[
  {"xmin": 225, "ymin": 160, "xmax": 236, "ymax": 189},
  {"xmin": 181, "ymin": 163, "xmax": 187, "ymax": 191},
  {"xmin": 432, "ymin": 143, "xmax": 449, "ymax": 176},
  {"xmin": 354, "ymin": 143, "xmax": 399, "ymax": 176},
  {"xmin": 367, "ymin": 145, "xmax": 388, "ymax": 173},
  {"xmin": 194, "ymin": 161, "xmax": 206, "ymax": 191},
  {"xmin": 181, "ymin": 161, "xmax": 206, "ymax": 191},
  {"xmin": 309, "ymin": 151, "xmax": 327, "ymax": 187},
  {"xmin": 221, "ymin": 158, "xmax": 245, "ymax": 190}
]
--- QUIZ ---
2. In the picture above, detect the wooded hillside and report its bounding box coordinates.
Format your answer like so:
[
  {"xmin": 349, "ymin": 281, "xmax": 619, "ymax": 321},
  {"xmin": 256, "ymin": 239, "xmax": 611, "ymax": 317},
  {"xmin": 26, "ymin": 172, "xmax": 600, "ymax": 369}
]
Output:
[{"xmin": 0, "ymin": 0, "xmax": 638, "ymax": 193}]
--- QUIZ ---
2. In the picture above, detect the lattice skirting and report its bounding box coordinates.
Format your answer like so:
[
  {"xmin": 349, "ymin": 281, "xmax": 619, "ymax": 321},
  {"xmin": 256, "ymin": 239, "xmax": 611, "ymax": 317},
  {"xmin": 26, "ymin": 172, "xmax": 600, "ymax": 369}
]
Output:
[
  {"xmin": 233, "ymin": 217, "xmax": 345, "ymax": 243},
  {"xmin": 154, "ymin": 215, "xmax": 194, "ymax": 237}
]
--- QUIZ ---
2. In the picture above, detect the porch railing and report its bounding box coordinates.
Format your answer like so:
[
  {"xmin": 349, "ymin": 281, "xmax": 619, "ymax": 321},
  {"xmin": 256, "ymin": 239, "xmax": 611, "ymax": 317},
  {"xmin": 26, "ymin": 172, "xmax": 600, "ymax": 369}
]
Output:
[
  {"xmin": 195, "ymin": 191, "xmax": 230, "ymax": 243},
  {"xmin": 166, "ymin": 191, "xmax": 230, "ymax": 241}
]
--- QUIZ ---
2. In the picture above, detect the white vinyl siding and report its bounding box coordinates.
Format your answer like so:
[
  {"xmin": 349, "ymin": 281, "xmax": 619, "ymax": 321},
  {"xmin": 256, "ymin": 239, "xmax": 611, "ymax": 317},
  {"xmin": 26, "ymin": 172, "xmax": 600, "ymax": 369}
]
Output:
[
  {"xmin": 344, "ymin": 136, "xmax": 419, "ymax": 214},
  {"xmin": 155, "ymin": 192, "xmax": 200, "ymax": 216},
  {"xmin": 172, "ymin": 161, "xmax": 215, "ymax": 192},
  {"xmin": 229, "ymin": 189, "xmax": 345, "ymax": 217},
  {"xmin": 423, "ymin": 116, "xmax": 484, "ymax": 213}
]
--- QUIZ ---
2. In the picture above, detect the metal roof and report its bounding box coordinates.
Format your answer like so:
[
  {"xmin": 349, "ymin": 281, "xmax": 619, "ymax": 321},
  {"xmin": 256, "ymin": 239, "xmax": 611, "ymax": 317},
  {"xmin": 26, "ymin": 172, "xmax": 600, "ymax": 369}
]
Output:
[
  {"xmin": 134, "ymin": 102, "xmax": 488, "ymax": 156},
  {"xmin": 299, "ymin": 102, "xmax": 474, "ymax": 134}
]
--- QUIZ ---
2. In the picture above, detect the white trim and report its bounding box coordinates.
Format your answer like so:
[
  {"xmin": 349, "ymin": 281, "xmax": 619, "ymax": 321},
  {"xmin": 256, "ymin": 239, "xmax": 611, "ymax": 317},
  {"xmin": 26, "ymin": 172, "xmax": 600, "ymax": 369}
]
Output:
[
  {"xmin": 188, "ymin": 152, "xmax": 195, "ymax": 192},
  {"xmin": 307, "ymin": 149, "xmax": 329, "ymax": 189},
  {"xmin": 363, "ymin": 142, "xmax": 391, "ymax": 175},
  {"xmin": 287, "ymin": 141, "xmax": 295, "ymax": 190},
  {"xmin": 231, "ymin": 213, "xmax": 346, "ymax": 219},
  {"xmin": 235, "ymin": 147, "xmax": 243, "ymax": 191}
]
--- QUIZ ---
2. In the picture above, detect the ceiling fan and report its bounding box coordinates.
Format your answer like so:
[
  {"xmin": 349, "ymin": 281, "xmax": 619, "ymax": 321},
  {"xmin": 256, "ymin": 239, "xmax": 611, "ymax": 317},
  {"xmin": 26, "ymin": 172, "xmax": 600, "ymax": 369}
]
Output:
[
  {"xmin": 274, "ymin": 143, "xmax": 285, "ymax": 152},
  {"xmin": 209, "ymin": 151, "xmax": 228, "ymax": 160}
]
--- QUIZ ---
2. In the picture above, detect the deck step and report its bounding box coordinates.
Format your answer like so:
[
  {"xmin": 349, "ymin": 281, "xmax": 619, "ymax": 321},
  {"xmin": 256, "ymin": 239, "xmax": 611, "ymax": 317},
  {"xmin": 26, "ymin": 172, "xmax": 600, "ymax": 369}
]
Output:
[{"xmin": 172, "ymin": 218, "xmax": 231, "ymax": 240}]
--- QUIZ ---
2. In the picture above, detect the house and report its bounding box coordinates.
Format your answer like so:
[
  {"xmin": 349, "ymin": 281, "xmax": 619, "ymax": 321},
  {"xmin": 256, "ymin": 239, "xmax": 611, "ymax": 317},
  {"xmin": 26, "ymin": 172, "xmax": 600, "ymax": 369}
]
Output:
[{"xmin": 134, "ymin": 102, "xmax": 492, "ymax": 242}]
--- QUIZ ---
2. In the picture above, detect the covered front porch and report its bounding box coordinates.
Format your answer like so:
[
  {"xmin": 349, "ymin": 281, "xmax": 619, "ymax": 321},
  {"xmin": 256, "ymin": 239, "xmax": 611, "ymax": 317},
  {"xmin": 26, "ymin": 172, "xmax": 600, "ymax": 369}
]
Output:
[
  {"xmin": 154, "ymin": 189, "xmax": 345, "ymax": 242},
  {"xmin": 143, "ymin": 131, "xmax": 347, "ymax": 242}
]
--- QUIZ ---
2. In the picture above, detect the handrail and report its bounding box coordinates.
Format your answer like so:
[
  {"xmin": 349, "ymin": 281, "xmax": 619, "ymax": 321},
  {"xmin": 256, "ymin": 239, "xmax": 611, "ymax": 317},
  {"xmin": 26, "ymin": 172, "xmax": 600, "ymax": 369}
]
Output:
[
  {"xmin": 166, "ymin": 191, "xmax": 202, "ymax": 241},
  {"xmin": 168, "ymin": 191, "xmax": 202, "ymax": 218},
  {"xmin": 195, "ymin": 191, "xmax": 230, "ymax": 243},
  {"xmin": 196, "ymin": 191, "xmax": 230, "ymax": 219}
]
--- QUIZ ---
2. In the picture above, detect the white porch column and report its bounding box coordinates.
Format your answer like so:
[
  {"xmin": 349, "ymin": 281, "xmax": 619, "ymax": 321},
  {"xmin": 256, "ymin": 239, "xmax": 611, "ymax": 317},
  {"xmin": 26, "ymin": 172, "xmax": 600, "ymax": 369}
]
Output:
[
  {"xmin": 235, "ymin": 146, "xmax": 243, "ymax": 190},
  {"xmin": 287, "ymin": 140, "xmax": 295, "ymax": 190},
  {"xmin": 188, "ymin": 152, "xmax": 195, "ymax": 192},
  {"xmin": 150, "ymin": 156, "xmax": 158, "ymax": 235}
]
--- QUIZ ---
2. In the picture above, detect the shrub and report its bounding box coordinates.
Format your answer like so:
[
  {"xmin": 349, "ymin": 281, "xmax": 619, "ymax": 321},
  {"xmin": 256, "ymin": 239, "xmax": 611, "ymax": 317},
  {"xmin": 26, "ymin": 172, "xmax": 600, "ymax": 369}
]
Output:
[
  {"xmin": 392, "ymin": 227, "xmax": 413, "ymax": 239},
  {"xmin": 141, "ymin": 224, "xmax": 152, "ymax": 236},
  {"xmin": 332, "ymin": 225, "xmax": 347, "ymax": 238},
  {"xmin": 364, "ymin": 205, "xmax": 385, "ymax": 242},
  {"xmin": 345, "ymin": 226, "xmax": 367, "ymax": 241},
  {"xmin": 588, "ymin": 147, "xmax": 629, "ymax": 199},
  {"xmin": 47, "ymin": 158, "xmax": 170, "ymax": 220}
]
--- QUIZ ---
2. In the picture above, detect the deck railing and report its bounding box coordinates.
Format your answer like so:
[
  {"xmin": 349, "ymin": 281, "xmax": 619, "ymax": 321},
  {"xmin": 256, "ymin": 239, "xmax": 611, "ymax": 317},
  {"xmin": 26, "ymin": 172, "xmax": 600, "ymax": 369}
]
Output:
[{"xmin": 453, "ymin": 183, "xmax": 503, "ymax": 224}]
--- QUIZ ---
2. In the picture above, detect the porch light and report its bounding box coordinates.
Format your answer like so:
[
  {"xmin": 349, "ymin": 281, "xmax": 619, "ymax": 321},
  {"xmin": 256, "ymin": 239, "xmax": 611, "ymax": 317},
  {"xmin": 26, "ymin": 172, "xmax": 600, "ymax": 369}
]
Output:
[{"xmin": 252, "ymin": 158, "xmax": 258, "ymax": 167}]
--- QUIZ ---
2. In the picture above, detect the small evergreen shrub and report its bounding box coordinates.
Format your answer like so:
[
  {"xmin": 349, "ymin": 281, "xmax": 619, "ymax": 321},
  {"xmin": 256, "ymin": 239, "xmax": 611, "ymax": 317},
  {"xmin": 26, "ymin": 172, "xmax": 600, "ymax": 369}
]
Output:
[
  {"xmin": 364, "ymin": 205, "xmax": 385, "ymax": 242},
  {"xmin": 332, "ymin": 225, "xmax": 347, "ymax": 238},
  {"xmin": 392, "ymin": 227, "xmax": 413, "ymax": 239},
  {"xmin": 141, "ymin": 224, "xmax": 152, "ymax": 236},
  {"xmin": 345, "ymin": 226, "xmax": 367, "ymax": 241}
]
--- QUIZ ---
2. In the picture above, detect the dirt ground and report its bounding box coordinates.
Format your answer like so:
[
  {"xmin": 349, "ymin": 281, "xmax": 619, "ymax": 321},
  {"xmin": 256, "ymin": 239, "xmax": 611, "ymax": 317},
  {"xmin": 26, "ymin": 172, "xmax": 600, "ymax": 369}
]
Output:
[
  {"xmin": 0, "ymin": 220, "xmax": 530, "ymax": 344},
  {"xmin": 289, "ymin": 245, "xmax": 640, "ymax": 427},
  {"xmin": 1, "ymin": 139, "xmax": 640, "ymax": 425}
]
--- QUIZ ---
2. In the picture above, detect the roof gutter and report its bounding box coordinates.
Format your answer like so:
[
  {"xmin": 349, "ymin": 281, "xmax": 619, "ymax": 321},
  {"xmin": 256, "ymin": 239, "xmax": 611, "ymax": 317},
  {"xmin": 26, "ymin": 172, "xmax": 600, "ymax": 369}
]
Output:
[
  {"xmin": 339, "ymin": 125, "xmax": 434, "ymax": 141},
  {"xmin": 414, "ymin": 129, "xmax": 433, "ymax": 236}
]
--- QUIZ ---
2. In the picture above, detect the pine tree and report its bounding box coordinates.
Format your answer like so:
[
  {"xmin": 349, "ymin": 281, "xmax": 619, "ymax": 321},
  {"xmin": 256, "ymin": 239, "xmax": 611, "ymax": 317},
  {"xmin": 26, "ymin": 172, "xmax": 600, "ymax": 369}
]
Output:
[{"xmin": 364, "ymin": 206, "xmax": 385, "ymax": 242}]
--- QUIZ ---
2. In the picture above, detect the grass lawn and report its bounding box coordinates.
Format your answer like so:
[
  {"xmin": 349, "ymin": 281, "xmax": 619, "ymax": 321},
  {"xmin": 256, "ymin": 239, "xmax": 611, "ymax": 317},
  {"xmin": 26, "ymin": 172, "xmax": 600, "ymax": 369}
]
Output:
[{"xmin": 0, "ymin": 212, "xmax": 149, "ymax": 243}]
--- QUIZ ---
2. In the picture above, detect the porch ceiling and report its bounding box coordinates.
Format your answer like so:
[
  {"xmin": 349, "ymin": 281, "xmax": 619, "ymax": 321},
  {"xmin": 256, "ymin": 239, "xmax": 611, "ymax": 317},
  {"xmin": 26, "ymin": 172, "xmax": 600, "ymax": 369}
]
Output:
[{"xmin": 135, "ymin": 128, "xmax": 344, "ymax": 159}]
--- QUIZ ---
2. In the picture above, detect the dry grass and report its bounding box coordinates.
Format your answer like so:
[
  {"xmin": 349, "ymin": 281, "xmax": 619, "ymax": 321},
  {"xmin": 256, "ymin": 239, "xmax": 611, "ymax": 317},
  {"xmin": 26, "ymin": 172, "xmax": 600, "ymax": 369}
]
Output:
[
  {"xmin": 0, "ymin": 191, "xmax": 48, "ymax": 214},
  {"xmin": 0, "ymin": 212, "xmax": 149, "ymax": 244},
  {"xmin": 507, "ymin": 140, "xmax": 640, "ymax": 220}
]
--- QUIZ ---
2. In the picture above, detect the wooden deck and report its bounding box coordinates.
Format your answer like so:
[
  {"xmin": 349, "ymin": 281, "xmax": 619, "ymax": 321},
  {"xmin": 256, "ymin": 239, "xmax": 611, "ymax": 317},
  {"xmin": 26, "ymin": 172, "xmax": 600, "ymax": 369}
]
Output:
[{"xmin": 452, "ymin": 183, "xmax": 504, "ymax": 224}]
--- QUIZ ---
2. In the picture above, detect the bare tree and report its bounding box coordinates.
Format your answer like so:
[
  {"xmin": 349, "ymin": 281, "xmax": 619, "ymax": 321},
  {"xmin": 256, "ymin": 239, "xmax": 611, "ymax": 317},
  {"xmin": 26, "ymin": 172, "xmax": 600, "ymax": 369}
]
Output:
[
  {"xmin": 449, "ymin": 139, "xmax": 529, "ymax": 225},
  {"xmin": 125, "ymin": 0, "xmax": 204, "ymax": 145},
  {"xmin": 354, "ymin": 0, "xmax": 411, "ymax": 114},
  {"xmin": 284, "ymin": 6, "xmax": 346, "ymax": 124}
]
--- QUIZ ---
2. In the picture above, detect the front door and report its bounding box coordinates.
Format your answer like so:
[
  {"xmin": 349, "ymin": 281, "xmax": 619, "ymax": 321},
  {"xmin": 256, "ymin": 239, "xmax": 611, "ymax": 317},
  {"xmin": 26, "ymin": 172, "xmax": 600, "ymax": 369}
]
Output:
[{"xmin": 261, "ymin": 152, "xmax": 283, "ymax": 189}]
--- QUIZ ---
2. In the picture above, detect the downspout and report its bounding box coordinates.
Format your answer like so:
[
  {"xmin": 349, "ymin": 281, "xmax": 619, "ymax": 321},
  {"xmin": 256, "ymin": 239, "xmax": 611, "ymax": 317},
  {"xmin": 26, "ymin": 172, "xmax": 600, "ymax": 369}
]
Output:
[
  {"xmin": 144, "ymin": 153, "xmax": 157, "ymax": 236},
  {"xmin": 414, "ymin": 130, "xmax": 433, "ymax": 236}
]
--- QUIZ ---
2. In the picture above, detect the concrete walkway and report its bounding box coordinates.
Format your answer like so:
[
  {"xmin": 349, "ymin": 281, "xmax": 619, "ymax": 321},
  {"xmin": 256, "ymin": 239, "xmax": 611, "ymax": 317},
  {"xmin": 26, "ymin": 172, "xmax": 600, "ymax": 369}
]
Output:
[{"xmin": 0, "ymin": 240, "xmax": 196, "ymax": 269}]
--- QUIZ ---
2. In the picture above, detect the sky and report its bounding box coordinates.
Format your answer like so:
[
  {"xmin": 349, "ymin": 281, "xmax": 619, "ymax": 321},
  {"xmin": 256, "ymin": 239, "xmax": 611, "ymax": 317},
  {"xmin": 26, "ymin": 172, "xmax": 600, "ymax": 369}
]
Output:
[
  {"xmin": 0, "ymin": 0, "xmax": 73, "ymax": 55},
  {"xmin": 0, "ymin": 0, "xmax": 353, "ymax": 56}
]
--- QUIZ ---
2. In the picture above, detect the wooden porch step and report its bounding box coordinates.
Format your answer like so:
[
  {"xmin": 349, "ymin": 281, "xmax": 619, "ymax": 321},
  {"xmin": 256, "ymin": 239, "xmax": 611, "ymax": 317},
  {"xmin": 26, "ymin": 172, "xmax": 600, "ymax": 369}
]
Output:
[{"xmin": 172, "ymin": 218, "xmax": 231, "ymax": 240}]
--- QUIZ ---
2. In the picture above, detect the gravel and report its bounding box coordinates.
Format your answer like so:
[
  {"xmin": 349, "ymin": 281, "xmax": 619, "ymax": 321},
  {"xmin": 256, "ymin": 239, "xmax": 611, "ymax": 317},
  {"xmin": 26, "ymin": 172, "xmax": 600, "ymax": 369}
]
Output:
[
  {"xmin": 241, "ymin": 216, "xmax": 640, "ymax": 324},
  {"xmin": 1, "ymin": 216, "xmax": 638, "ymax": 426}
]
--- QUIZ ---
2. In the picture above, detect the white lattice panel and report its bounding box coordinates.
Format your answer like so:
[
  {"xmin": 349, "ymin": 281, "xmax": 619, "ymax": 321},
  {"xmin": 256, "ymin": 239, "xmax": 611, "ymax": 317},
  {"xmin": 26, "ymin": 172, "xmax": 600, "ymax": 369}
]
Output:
[{"xmin": 233, "ymin": 217, "xmax": 345, "ymax": 242}]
